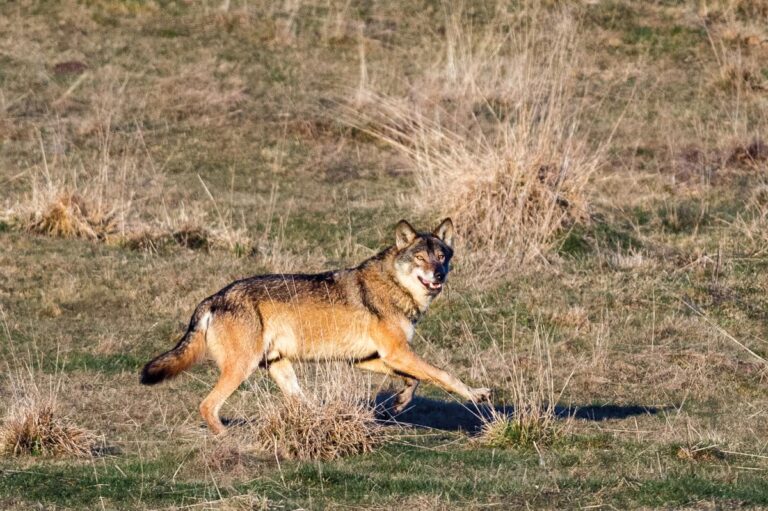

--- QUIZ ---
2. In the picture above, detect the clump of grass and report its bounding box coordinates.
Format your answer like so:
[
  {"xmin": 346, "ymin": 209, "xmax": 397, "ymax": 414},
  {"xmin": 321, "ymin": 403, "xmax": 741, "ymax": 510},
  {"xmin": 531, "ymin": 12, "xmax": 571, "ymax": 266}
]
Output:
[
  {"xmin": 675, "ymin": 443, "xmax": 727, "ymax": 463},
  {"xmin": 245, "ymin": 363, "xmax": 385, "ymax": 461},
  {"xmin": 249, "ymin": 394, "xmax": 383, "ymax": 461},
  {"xmin": 0, "ymin": 316, "xmax": 99, "ymax": 458},
  {"xmin": 476, "ymin": 325, "xmax": 569, "ymax": 449},
  {"xmin": 479, "ymin": 407, "xmax": 559, "ymax": 449},
  {"xmin": 0, "ymin": 398, "xmax": 95, "ymax": 457},
  {"xmin": 27, "ymin": 193, "xmax": 118, "ymax": 240},
  {"xmin": 15, "ymin": 120, "xmax": 151, "ymax": 242},
  {"xmin": 124, "ymin": 224, "xmax": 255, "ymax": 256},
  {"xmin": 342, "ymin": 9, "xmax": 602, "ymax": 270},
  {"xmin": 124, "ymin": 225, "xmax": 212, "ymax": 253}
]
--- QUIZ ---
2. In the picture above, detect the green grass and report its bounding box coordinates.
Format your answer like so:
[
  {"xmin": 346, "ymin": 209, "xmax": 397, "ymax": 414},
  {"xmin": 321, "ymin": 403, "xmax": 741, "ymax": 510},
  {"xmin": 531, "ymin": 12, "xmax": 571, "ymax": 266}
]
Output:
[
  {"xmin": 632, "ymin": 475, "xmax": 768, "ymax": 507},
  {"xmin": 3, "ymin": 440, "xmax": 767, "ymax": 509},
  {"xmin": 59, "ymin": 353, "xmax": 145, "ymax": 375},
  {"xmin": 0, "ymin": 459, "xmax": 210, "ymax": 509}
]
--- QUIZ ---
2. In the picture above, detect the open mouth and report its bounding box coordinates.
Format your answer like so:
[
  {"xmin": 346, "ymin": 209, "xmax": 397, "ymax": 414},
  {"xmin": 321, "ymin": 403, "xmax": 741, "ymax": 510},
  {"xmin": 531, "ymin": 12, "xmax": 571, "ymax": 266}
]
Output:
[{"xmin": 418, "ymin": 276, "xmax": 443, "ymax": 292}]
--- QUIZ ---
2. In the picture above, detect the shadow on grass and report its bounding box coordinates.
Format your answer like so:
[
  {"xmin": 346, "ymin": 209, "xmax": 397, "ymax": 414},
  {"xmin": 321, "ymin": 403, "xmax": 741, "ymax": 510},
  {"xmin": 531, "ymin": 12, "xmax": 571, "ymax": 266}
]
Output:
[{"xmin": 375, "ymin": 393, "xmax": 667, "ymax": 434}]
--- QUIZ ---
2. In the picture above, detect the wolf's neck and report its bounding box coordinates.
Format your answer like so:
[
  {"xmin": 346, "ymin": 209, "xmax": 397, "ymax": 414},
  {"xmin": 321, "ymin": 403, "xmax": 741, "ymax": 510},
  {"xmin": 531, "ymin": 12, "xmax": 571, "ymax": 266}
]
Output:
[
  {"xmin": 389, "ymin": 276, "xmax": 429, "ymax": 322},
  {"xmin": 358, "ymin": 252, "xmax": 428, "ymax": 322}
]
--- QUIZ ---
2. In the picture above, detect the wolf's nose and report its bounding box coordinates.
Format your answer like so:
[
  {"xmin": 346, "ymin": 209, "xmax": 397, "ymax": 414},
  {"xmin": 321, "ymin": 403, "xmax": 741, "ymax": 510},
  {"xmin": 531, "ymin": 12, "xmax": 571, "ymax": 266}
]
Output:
[{"xmin": 434, "ymin": 269, "xmax": 444, "ymax": 281}]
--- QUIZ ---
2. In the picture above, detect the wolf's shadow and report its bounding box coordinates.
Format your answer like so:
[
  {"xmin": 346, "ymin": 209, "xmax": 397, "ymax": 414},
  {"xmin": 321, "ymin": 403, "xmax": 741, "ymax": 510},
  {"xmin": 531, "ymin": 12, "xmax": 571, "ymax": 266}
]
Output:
[{"xmin": 374, "ymin": 393, "xmax": 666, "ymax": 433}]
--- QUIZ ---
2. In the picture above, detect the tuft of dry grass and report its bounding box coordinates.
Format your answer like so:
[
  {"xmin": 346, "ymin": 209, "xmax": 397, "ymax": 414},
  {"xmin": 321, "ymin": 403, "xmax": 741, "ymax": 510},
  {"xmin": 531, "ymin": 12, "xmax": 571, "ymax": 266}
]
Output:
[
  {"xmin": 1, "ymin": 399, "xmax": 95, "ymax": 458},
  {"xmin": 476, "ymin": 325, "xmax": 569, "ymax": 449},
  {"xmin": 12, "ymin": 117, "xmax": 156, "ymax": 242},
  {"xmin": 0, "ymin": 313, "xmax": 98, "ymax": 458},
  {"xmin": 27, "ymin": 193, "xmax": 119, "ymax": 240},
  {"xmin": 248, "ymin": 395, "xmax": 382, "ymax": 461},
  {"xmin": 243, "ymin": 363, "xmax": 385, "ymax": 461},
  {"xmin": 341, "ymin": 10, "xmax": 602, "ymax": 271},
  {"xmin": 675, "ymin": 443, "xmax": 727, "ymax": 463}
]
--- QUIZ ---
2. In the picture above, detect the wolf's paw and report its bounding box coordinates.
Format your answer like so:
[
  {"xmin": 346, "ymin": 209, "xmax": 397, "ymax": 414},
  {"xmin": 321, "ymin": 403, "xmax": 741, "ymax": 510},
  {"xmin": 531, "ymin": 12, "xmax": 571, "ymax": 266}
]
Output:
[{"xmin": 468, "ymin": 387, "xmax": 492, "ymax": 404}]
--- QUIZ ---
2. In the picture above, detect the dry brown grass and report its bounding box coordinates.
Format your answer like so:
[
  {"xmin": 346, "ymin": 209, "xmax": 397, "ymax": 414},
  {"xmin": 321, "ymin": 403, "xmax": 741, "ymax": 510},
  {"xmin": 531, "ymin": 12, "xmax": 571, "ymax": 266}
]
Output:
[
  {"xmin": 0, "ymin": 317, "xmax": 97, "ymax": 458},
  {"xmin": 0, "ymin": 399, "xmax": 95, "ymax": 458},
  {"xmin": 702, "ymin": 1, "xmax": 768, "ymax": 97},
  {"xmin": 27, "ymin": 193, "xmax": 119, "ymax": 240},
  {"xmin": 732, "ymin": 181, "xmax": 768, "ymax": 255},
  {"xmin": 342, "ymin": 9, "xmax": 603, "ymax": 271},
  {"xmin": 11, "ymin": 124, "xmax": 256, "ymax": 256},
  {"xmin": 2, "ymin": 2, "xmax": 768, "ymax": 507},
  {"xmin": 245, "ymin": 364, "xmax": 385, "ymax": 461},
  {"xmin": 248, "ymin": 394, "xmax": 382, "ymax": 461},
  {"xmin": 147, "ymin": 58, "xmax": 248, "ymax": 125},
  {"xmin": 9, "ymin": 112, "xmax": 158, "ymax": 240}
]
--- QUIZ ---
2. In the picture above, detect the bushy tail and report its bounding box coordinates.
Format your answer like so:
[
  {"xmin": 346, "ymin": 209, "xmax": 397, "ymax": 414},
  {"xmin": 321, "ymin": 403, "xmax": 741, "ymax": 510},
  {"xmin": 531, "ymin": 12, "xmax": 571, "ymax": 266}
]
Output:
[{"xmin": 140, "ymin": 310, "xmax": 209, "ymax": 385}]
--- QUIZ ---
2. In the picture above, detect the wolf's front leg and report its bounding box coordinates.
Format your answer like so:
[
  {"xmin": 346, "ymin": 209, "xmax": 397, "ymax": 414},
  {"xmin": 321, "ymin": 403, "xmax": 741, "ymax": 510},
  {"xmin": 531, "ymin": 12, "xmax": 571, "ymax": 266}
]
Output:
[
  {"xmin": 381, "ymin": 347, "xmax": 490, "ymax": 405},
  {"xmin": 371, "ymin": 322, "xmax": 491, "ymax": 405}
]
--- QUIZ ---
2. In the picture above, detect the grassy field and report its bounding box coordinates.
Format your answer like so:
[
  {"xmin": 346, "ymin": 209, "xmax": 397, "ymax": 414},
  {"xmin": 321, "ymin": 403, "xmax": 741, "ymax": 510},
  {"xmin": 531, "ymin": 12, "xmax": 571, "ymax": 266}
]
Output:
[{"xmin": 2, "ymin": 1, "xmax": 768, "ymax": 509}]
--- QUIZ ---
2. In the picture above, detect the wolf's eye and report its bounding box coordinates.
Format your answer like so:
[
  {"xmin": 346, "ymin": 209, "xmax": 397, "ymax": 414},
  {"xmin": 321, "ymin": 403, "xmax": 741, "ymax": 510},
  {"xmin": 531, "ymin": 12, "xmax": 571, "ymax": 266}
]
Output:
[
  {"xmin": 436, "ymin": 253, "xmax": 445, "ymax": 262},
  {"xmin": 415, "ymin": 254, "xmax": 426, "ymax": 263}
]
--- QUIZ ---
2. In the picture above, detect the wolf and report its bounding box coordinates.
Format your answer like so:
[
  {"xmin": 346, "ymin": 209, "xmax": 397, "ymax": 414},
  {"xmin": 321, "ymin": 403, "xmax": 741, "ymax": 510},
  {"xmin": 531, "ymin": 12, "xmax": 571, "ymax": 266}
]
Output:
[{"xmin": 140, "ymin": 218, "xmax": 491, "ymax": 434}]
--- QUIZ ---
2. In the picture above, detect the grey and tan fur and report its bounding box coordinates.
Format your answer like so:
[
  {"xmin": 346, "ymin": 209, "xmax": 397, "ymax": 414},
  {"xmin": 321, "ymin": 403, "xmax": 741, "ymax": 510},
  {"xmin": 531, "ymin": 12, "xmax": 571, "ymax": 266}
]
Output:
[{"xmin": 141, "ymin": 218, "xmax": 491, "ymax": 434}]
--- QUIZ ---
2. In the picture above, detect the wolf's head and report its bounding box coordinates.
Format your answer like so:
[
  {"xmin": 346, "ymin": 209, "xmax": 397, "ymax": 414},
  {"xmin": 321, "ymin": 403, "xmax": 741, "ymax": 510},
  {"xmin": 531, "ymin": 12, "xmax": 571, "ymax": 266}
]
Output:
[{"xmin": 392, "ymin": 218, "xmax": 454, "ymax": 299}]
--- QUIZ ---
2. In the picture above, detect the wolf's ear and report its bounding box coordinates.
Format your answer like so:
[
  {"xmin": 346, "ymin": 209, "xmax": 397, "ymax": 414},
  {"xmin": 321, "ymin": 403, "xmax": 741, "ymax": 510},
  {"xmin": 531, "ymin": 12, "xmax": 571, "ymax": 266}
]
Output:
[
  {"xmin": 395, "ymin": 219, "xmax": 417, "ymax": 249},
  {"xmin": 433, "ymin": 218, "xmax": 454, "ymax": 247}
]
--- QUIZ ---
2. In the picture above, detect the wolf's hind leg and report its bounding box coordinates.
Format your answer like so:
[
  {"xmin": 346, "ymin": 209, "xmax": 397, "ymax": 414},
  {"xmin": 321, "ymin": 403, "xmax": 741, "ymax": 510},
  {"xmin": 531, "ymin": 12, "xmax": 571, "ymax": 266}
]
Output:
[
  {"xmin": 200, "ymin": 316, "xmax": 262, "ymax": 434},
  {"xmin": 356, "ymin": 358, "xmax": 419, "ymax": 413},
  {"xmin": 268, "ymin": 358, "xmax": 304, "ymax": 397},
  {"xmin": 393, "ymin": 378, "xmax": 419, "ymax": 412},
  {"xmin": 200, "ymin": 363, "xmax": 253, "ymax": 435}
]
